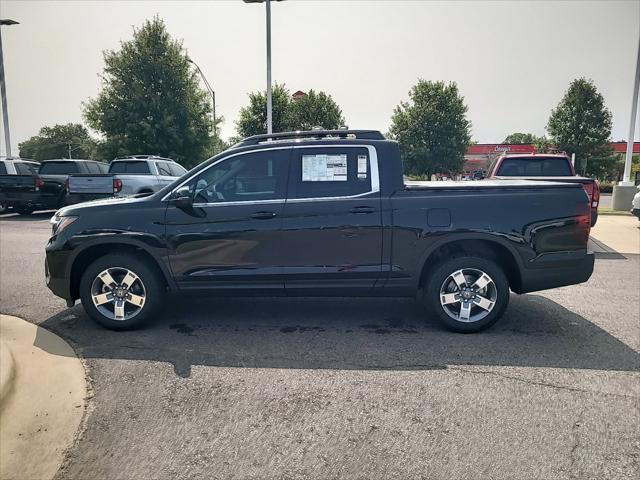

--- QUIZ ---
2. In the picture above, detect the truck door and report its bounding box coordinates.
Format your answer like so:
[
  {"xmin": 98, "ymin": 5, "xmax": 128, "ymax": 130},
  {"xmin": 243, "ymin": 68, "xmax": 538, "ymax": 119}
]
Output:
[
  {"xmin": 281, "ymin": 145, "xmax": 383, "ymax": 294},
  {"xmin": 164, "ymin": 147, "xmax": 291, "ymax": 293}
]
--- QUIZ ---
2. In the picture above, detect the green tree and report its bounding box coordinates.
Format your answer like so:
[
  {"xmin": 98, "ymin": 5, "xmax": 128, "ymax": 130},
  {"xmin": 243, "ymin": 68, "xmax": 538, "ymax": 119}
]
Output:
[
  {"xmin": 503, "ymin": 132, "xmax": 543, "ymax": 144},
  {"xmin": 289, "ymin": 89, "xmax": 344, "ymax": 131},
  {"xmin": 547, "ymin": 78, "xmax": 613, "ymax": 177},
  {"xmin": 235, "ymin": 85, "xmax": 346, "ymax": 137},
  {"xmin": 236, "ymin": 83, "xmax": 293, "ymax": 138},
  {"xmin": 84, "ymin": 17, "xmax": 213, "ymax": 168},
  {"xmin": 389, "ymin": 80, "xmax": 471, "ymax": 178},
  {"xmin": 18, "ymin": 123, "xmax": 97, "ymax": 161}
]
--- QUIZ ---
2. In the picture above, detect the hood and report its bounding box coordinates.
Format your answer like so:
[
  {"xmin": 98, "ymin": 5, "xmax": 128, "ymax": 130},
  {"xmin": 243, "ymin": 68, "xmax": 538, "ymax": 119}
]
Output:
[{"xmin": 57, "ymin": 194, "xmax": 155, "ymax": 216}]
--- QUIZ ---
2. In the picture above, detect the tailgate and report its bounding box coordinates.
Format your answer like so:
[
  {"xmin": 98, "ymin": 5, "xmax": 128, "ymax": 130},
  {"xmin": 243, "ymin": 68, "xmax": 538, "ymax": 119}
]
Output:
[
  {"xmin": 0, "ymin": 175, "xmax": 37, "ymax": 194},
  {"xmin": 68, "ymin": 175, "xmax": 114, "ymax": 194}
]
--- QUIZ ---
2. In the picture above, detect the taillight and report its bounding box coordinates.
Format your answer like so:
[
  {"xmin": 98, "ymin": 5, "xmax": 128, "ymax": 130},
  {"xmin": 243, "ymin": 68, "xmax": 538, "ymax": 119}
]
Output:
[
  {"xmin": 591, "ymin": 181, "xmax": 600, "ymax": 208},
  {"xmin": 113, "ymin": 178, "xmax": 123, "ymax": 193},
  {"xmin": 581, "ymin": 183, "xmax": 598, "ymax": 208},
  {"xmin": 35, "ymin": 177, "xmax": 44, "ymax": 190}
]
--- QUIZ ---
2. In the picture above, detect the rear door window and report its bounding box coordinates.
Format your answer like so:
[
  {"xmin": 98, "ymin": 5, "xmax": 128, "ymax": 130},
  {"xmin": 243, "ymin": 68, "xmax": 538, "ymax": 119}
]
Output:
[
  {"xmin": 15, "ymin": 162, "xmax": 39, "ymax": 175},
  {"xmin": 109, "ymin": 161, "xmax": 151, "ymax": 174},
  {"xmin": 288, "ymin": 147, "xmax": 374, "ymax": 199},
  {"xmin": 0, "ymin": 163, "xmax": 7, "ymax": 174},
  {"xmin": 39, "ymin": 162, "xmax": 79, "ymax": 174},
  {"xmin": 497, "ymin": 157, "xmax": 572, "ymax": 176}
]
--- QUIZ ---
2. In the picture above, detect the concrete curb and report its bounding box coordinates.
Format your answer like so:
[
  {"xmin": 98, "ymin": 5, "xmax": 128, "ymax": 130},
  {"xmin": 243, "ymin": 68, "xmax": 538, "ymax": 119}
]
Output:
[
  {"xmin": 0, "ymin": 340, "xmax": 16, "ymax": 405},
  {"xmin": 0, "ymin": 314, "xmax": 87, "ymax": 480}
]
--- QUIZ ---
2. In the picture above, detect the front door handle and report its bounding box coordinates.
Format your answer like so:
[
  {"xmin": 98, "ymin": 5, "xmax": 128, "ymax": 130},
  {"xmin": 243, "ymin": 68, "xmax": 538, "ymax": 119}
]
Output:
[
  {"xmin": 350, "ymin": 206, "xmax": 375, "ymax": 214},
  {"xmin": 250, "ymin": 211, "xmax": 277, "ymax": 220}
]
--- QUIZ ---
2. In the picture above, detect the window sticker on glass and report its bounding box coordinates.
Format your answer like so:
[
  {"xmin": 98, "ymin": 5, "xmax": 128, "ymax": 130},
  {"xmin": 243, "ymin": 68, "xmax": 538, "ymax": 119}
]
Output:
[
  {"xmin": 302, "ymin": 154, "xmax": 347, "ymax": 182},
  {"xmin": 357, "ymin": 155, "xmax": 368, "ymax": 179}
]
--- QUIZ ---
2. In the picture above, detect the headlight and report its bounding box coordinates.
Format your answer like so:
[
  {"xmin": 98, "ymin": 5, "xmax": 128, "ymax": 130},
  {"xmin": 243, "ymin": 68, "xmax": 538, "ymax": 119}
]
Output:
[{"xmin": 51, "ymin": 215, "xmax": 78, "ymax": 236}]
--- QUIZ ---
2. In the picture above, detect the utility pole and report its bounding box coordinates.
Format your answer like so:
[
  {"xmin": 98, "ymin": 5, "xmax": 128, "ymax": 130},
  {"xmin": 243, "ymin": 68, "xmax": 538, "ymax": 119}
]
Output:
[
  {"xmin": 186, "ymin": 57, "xmax": 216, "ymax": 136},
  {"xmin": 0, "ymin": 19, "xmax": 19, "ymax": 159},
  {"xmin": 265, "ymin": 0, "xmax": 272, "ymax": 134},
  {"xmin": 243, "ymin": 0, "xmax": 284, "ymax": 136}
]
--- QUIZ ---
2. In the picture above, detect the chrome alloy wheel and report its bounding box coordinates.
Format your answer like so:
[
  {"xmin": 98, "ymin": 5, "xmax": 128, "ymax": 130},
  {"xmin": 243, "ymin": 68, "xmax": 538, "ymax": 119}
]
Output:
[
  {"xmin": 439, "ymin": 268, "xmax": 497, "ymax": 323},
  {"xmin": 90, "ymin": 267, "xmax": 146, "ymax": 321}
]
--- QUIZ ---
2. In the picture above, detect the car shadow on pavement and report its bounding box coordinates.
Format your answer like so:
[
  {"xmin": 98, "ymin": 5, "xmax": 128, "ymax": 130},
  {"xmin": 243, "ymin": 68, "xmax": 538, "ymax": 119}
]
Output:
[{"xmin": 36, "ymin": 294, "xmax": 639, "ymax": 378}]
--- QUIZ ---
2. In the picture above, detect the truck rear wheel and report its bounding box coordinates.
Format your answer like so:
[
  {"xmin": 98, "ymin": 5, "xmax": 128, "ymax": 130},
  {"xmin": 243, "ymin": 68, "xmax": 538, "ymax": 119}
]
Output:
[
  {"xmin": 79, "ymin": 254, "xmax": 164, "ymax": 330},
  {"xmin": 422, "ymin": 256, "xmax": 510, "ymax": 333}
]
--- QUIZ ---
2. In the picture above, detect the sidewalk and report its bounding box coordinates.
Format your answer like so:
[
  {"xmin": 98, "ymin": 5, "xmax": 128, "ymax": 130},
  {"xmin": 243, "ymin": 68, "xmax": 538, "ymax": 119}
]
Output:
[
  {"xmin": 0, "ymin": 315, "xmax": 86, "ymax": 480},
  {"xmin": 590, "ymin": 215, "xmax": 640, "ymax": 255}
]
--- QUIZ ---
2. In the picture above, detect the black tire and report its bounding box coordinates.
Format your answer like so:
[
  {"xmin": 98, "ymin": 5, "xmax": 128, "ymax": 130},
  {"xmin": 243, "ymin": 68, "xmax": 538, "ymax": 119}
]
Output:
[
  {"xmin": 422, "ymin": 255, "xmax": 510, "ymax": 333},
  {"xmin": 79, "ymin": 254, "xmax": 164, "ymax": 330},
  {"xmin": 16, "ymin": 206, "xmax": 34, "ymax": 215},
  {"xmin": 0, "ymin": 203, "xmax": 7, "ymax": 214}
]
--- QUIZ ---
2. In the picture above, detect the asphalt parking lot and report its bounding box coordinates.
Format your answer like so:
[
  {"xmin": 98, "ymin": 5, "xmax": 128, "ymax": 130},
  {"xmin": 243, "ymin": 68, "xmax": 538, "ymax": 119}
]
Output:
[{"xmin": 0, "ymin": 212, "xmax": 638, "ymax": 480}]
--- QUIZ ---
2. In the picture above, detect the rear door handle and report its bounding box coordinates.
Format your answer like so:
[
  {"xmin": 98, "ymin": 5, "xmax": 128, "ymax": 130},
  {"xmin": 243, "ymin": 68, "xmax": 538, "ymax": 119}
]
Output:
[
  {"xmin": 250, "ymin": 211, "xmax": 277, "ymax": 220},
  {"xmin": 349, "ymin": 206, "xmax": 375, "ymax": 214}
]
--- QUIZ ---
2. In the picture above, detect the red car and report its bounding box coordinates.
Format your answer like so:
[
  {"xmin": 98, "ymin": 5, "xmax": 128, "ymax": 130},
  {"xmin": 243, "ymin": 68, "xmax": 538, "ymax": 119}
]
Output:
[{"xmin": 486, "ymin": 154, "xmax": 600, "ymax": 226}]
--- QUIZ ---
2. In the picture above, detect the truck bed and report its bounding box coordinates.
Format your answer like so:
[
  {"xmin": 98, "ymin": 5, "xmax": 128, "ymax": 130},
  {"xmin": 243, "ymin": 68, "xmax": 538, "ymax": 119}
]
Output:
[{"xmin": 404, "ymin": 179, "xmax": 583, "ymax": 190}]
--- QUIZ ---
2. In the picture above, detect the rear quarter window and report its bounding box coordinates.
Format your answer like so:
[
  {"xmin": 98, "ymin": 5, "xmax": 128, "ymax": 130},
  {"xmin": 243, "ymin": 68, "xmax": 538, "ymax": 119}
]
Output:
[
  {"xmin": 39, "ymin": 162, "xmax": 79, "ymax": 174},
  {"xmin": 497, "ymin": 157, "xmax": 572, "ymax": 176},
  {"xmin": 109, "ymin": 161, "xmax": 151, "ymax": 174},
  {"xmin": 169, "ymin": 163, "xmax": 187, "ymax": 177}
]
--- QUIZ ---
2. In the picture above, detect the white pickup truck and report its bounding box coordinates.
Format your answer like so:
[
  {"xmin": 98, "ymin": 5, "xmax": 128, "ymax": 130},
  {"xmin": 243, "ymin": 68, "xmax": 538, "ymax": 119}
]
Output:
[{"xmin": 66, "ymin": 156, "xmax": 187, "ymax": 203}]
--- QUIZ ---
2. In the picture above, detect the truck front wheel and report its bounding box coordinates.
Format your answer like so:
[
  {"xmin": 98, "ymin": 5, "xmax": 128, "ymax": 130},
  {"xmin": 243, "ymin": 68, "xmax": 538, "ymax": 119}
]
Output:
[
  {"xmin": 422, "ymin": 256, "xmax": 510, "ymax": 333},
  {"xmin": 79, "ymin": 254, "xmax": 164, "ymax": 330}
]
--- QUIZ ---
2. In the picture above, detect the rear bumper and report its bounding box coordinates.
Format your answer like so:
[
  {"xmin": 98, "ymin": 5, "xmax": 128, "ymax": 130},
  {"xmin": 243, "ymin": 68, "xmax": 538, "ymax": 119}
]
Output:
[
  {"xmin": 517, "ymin": 250, "xmax": 595, "ymax": 294},
  {"xmin": 0, "ymin": 192, "xmax": 58, "ymax": 210}
]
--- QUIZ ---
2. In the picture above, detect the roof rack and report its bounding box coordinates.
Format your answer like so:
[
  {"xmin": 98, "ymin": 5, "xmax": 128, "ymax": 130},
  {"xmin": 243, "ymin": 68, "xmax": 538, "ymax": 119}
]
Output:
[
  {"xmin": 233, "ymin": 129, "xmax": 385, "ymax": 148},
  {"xmin": 113, "ymin": 155, "xmax": 176, "ymax": 162}
]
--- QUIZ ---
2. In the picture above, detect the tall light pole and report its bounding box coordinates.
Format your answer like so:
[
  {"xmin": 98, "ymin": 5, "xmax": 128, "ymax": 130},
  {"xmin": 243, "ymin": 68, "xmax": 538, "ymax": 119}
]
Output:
[
  {"xmin": 0, "ymin": 19, "xmax": 19, "ymax": 159},
  {"xmin": 244, "ymin": 0, "xmax": 284, "ymax": 136},
  {"xmin": 187, "ymin": 57, "xmax": 217, "ymax": 136},
  {"xmin": 612, "ymin": 34, "xmax": 640, "ymax": 210},
  {"xmin": 622, "ymin": 35, "xmax": 640, "ymax": 185}
]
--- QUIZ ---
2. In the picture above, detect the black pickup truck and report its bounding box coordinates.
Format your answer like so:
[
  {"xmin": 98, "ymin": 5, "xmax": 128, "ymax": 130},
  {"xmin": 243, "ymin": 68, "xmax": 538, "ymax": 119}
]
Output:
[
  {"xmin": 0, "ymin": 159, "xmax": 109, "ymax": 214},
  {"xmin": 45, "ymin": 130, "xmax": 594, "ymax": 332}
]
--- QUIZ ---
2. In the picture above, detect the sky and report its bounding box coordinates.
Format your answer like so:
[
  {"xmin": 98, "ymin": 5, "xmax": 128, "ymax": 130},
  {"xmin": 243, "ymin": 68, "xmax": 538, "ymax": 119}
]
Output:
[{"xmin": 1, "ymin": 0, "xmax": 639, "ymax": 156}]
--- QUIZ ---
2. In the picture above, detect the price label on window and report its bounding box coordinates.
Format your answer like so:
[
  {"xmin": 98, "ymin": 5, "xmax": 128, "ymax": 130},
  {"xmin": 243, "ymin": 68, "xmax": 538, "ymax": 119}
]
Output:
[{"xmin": 302, "ymin": 154, "xmax": 347, "ymax": 182}]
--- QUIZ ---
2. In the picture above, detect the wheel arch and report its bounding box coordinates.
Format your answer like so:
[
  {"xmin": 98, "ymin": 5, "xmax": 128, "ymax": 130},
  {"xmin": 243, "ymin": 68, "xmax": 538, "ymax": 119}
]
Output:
[
  {"xmin": 417, "ymin": 235, "xmax": 523, "ymax": 293},
  {"xmin": 68, "ymin": 239, "xmax": 175, "ymax": 301}
]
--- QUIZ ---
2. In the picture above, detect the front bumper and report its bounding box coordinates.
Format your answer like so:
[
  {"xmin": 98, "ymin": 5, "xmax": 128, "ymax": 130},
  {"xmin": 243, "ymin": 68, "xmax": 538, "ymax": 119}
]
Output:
[
  {"xmin": 45, "ymin": 242, "xmax": 73, "ymax": 301},
  {"xmin": 518, "ymin": 250, "xmax": 595, "ymax": 294}
]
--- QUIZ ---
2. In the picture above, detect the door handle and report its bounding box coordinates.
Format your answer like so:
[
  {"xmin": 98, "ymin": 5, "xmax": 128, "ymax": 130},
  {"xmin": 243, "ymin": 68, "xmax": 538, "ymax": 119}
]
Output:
[
  {"xmin": 250, "ymin": 211, "xmax": 277, "ymax": 220},
  {"xmin": 349, "ymin": 206, "xmax": 375, "ymax": 214}
]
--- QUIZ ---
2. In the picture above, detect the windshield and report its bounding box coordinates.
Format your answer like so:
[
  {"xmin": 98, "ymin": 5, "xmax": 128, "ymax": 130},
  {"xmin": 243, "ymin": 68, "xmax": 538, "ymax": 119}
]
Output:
[{"xmin": 496, "ymin": 157, "xmax": 572, "ymax": 176}]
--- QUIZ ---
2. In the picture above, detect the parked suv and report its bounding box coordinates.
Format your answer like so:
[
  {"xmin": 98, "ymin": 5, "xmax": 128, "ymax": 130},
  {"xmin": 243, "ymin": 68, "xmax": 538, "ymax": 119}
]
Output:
[{"xmin": 46, "ymin": 130, "xmax": 594, "ymax": 333}]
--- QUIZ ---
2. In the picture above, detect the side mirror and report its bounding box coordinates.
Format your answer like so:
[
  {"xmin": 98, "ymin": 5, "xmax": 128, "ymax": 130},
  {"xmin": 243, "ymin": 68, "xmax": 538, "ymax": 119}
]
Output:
[{"xmin": 171, "ymin": 193, "xmax": 193, "ymax": 210}]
